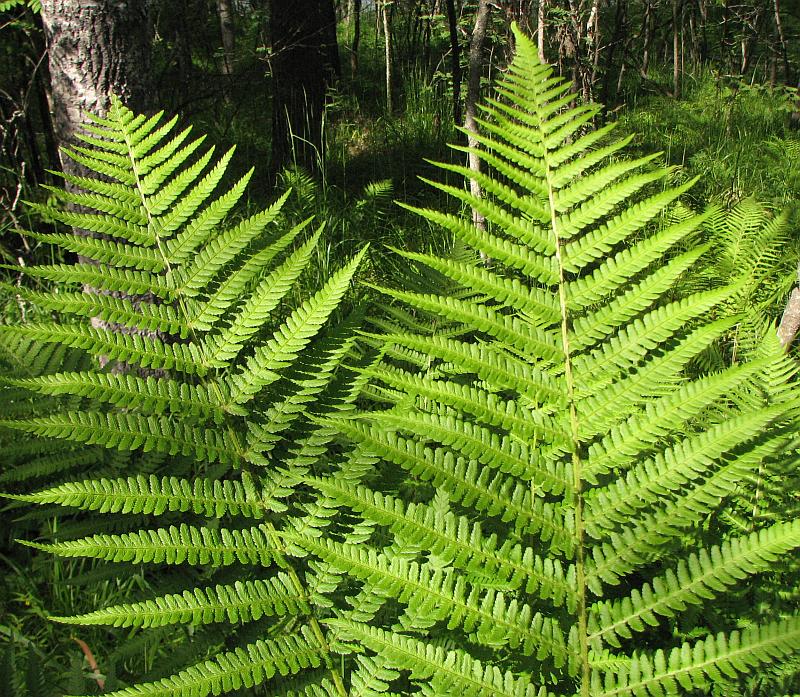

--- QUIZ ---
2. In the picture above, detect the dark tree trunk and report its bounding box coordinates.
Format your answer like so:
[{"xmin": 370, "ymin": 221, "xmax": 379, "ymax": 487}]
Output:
[
  {"xmin": 322, "ymin": 0, "xmax": 341, "ymax": 81},
  {"xmin": 445, "ymin": 0, "xmax": 462, "ymax": 124},
  {"xmin": 40, "ymin": 0, "xmax": 152, "ymax": 160},
  {"xmin": 270, "ymin": 0, "xmax": 339, "ymax": 175},
  {"xmin": 601, "ymin": 0, "xmax": 626, "ymax": 104},
  {"xmin": 348, "ymin": 0, "xmax": 362, "ymax": 77}
]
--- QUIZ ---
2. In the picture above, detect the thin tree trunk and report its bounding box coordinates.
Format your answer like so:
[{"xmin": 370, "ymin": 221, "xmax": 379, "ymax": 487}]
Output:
[
  {"xmin": 217, "ymin": 0, "xmax": 236, "ymax": 101},
  {"xmin": 601, "ymin": 0, "xmax": 626, "ymax": 104},
  {"xmin": 348, "ymin": 0, "xmax": 361, "ymax": 77},
  {"xmin": 445, "ymin": 0, "xmax": 462, "ymax": 124},
  {"xmin": 672, "ymin": 0, "xmax": 681, "ymax": 98},
  {"xmin": 537, "ymin": 0, "xmax": 546, "ymax": 61},
  {"xmin": 465, "ymin": 0, "xmax": 491, "ymax": 235},
  {"xmin": 698, "ymin": 0, "xmax": 708, "ymax": 63},
  {"xmin": 721, "ymin": 0, "xmax": 731, "ymax": 73},
  {"xmin": 772, "ymin": 0, "xmax": 789, "ymax": 84},
  {"xmin": 585, "ymin": 0, "xmax": 602, "ymax": 101},
  {"xmin": 382, "ymin": 0, "xmax": 393, "ymax": 113},
  {"xmin": 641, "ymin": 0, "xmax": 653, "ymax": 77}
]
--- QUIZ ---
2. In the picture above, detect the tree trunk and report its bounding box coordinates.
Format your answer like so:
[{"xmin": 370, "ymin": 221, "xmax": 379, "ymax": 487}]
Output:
[
  {"xmin": 772, "ymin": 0, "xmax": 789, "ymax": 84},
  {"xmin": 672, "ymin": 0, "xmax": 681, "ymax": 98},
  {"xmin": 40, "ymin": 0, "xmax": 152, "ymax": 157},
  {"xmin": 382, "ymin": 0, "xmax": 394, "ymax": 113},
  {"xmin": 445, "ymin": 0, "xmax": 462, "ymax": 124},
  {"xmin": 270, "ymin": 0, "xmax": 338, "ymax": 175},
  {"xmin": 322, "ymin": 0, "xmax": 341, "ymax": 81},
  {"xmin": 601, "ymin": 0, "xmax": 626, "ymax": 104},
  {"xmin": 217, "ymin": 0, "xmax": 236, "ymax": 100},
  {"xmin": 538, "ymin": 0, "xmax": 547, "ymax": 61},
  {"xmin": 586, "ymin": 0, "xmax": 602, "ymax": 101},
  {"xmin": 40, "ymin": 0, "xmax": 155, "ymax": 372},
  {"xmin": 348, "ymin": 0, "xmax": 362, "ymax": 77},
  {"xmin": 465, "ymin": 0, "xmax": 491, "ymax": 235},
  {"xmin": 641, "ymin": 0, "xmax": 653, "ymax": 77}
]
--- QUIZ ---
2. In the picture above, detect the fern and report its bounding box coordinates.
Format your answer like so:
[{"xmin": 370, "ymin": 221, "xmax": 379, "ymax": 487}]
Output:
[
  {"xmin": 5, "ymin": 30, "xmax": 800, "ymax": 697},
  {"xmin": 1, "ymin": 97, "xmax": 366, "ymax": 695},
  {"xmin": 292, "ymin": 26, "xmax": 800, "ymax": 696}
]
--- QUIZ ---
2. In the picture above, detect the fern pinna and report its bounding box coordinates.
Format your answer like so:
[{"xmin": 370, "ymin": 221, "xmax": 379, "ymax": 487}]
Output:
[
  {"xmin": 1, "ymin": 97, "xmax": 367, "ymax": 694},
  {"xmin": 292, "ymin": 28, "xmax": 800, "ymax": 696}
]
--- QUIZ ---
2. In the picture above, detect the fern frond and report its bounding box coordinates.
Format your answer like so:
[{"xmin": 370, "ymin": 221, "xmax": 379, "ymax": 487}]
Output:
[
  {"xmin": 52, "ymin": 575, "xmax": 309, "ymax": 628},
  {"xmin": 76, "ymin": 628, "xmax": 324, "ymax": 697},
  {"xmin": 594, "ymin": 618, "xmax": 800, "ymax": 697},
  {"xmin": 1, "ymin": 411, "xmax": 244, "ymax": 465},
  {"xmin": 326, "ymin": 620, "xmax": 543, "ymax": 697},
  {"xmin": 21, "ymin": 522, "xmax": 274, "ymax": 565},
  {"xmin": 588, "ymin": 519, "xmax": 800, "ymax": 648},
  {"xmin": 6, "ymin": 473, "xmax": 265, "ymax": 518}
]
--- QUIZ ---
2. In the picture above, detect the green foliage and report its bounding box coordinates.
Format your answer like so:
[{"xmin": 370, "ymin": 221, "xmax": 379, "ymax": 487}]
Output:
[
  {"xmin": 1, "ymin": 96, "xmax": 367, "ymax": 694},
  {"xmin": 295, "ymin": 26, "xmax": 800, "ymax": 696},
  {"xmin": 619, "ymin": 73, "xmax": 800, "ymax": 208},
  {"xmin": 3, "ymin": 28, "xmax": 800, "ymax": 697}
]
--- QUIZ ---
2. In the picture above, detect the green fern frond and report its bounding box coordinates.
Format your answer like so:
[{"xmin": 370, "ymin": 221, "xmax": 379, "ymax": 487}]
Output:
[
  {"xmin": 51, "ymin": 575, "xmax": 309, "ymax": 628},
  {"xmin": 21, "ymin": 522, "xmax": 275, "ymax": 566},
  {"xmin": 72, "ymin": 628, "xmax": 324, "ymax": 697},
  {"xmin": 5, "ymin": 473, "xmax": 265, "ymax": 518},
  {"xmin": 4, "ymin": 95, "xmax": 366, "ymax": 696},
  {"xmin": 295, "ymin": 24, "xmax": 800, "ymax": 697}
]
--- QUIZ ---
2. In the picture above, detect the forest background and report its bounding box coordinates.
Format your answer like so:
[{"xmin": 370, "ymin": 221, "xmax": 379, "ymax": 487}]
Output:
[{"xmin": 1, "ymin": 0, "xmax": 800, "ymax": 694}]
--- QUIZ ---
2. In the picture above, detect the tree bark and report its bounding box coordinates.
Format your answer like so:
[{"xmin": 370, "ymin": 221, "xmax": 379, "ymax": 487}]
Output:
[
  {"xmin": 269, "ymin": 0, "xmax": 339, "ymax": 175},
  {"xmin": 348, "ymin": 0, "xmax": 362, "ymax": 77},
  {"xmin": 445, "ymin": 0, "xmax": 462, "ymax": 124},
  {"xmin": 217, "ymin": 0, "xmax": 236, "ymax": 100},
  {"xmin": 40, "ymin": 0, "xmax": 155, "ymax": 372},
  {"xmin": 772, "ymin": 0, "xmax": 789, "ymax": 84},
  {"xmin": 672, "ymin": 0, "xmax": 682, "ymax": 98},
  {"xmin": 538, "ymin": 0, "xmax": 547, "ymax": 61},
  {"xmin": 40, "ymin": 0, "xmax": 152, "ymax": 158},
  {"xmin": 382, "ymin": 0, "xmax": 394, "ymax": 113},
  {"xmin": 640, "ymin": 0, "xmax": 654, "ymax": 78},
  {"xmin": 465, "ymin": 0, "xmax": 491, "ymax": 234}
]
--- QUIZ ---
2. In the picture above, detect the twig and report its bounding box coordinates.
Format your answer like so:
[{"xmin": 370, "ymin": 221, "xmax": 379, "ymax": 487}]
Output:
[{"xmin": 72, "ymin": 637, "xmax": 105, "ymax": 690}]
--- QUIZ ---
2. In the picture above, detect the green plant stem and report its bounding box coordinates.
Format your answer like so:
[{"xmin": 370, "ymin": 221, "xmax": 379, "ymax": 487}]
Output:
[
  {"xmin": 264, "ymin": 521, "xmax": 349, "ymax": 696},
  {"xmin": 544, "ymin": 138, "xmax": 591, "ymax": 697}
]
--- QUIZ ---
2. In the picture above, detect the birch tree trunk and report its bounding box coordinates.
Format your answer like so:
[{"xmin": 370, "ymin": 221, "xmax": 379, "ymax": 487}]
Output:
[
  {"xmin": 672, "ymin": 0, "xmax": 682, "ymax": 98},
  {"xmin": 538, "ymin": 0, "xmax": 547, "ymax": 61},
  {"xmin": 40, "ymin": 0, "xmax": 152, "ymax": 161},
  {"xmin": 40, "ymin": 0, "xmax": 154, "ymax": 371},
  {"xmin": 217, "ymin": 0, "xmax": 236, "ymax": 100},
  {"xmin": 465, "ymin": 0, "xmax": 491, "ymax": 234},
  {"xmin": 383, "ymin": 0, "xmax": 394, "ymax": 113}
]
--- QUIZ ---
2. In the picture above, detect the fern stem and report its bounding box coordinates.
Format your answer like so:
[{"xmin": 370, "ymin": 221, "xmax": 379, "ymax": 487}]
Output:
[
  {"xmin": 264, "ymin": 521, "xmax": 349, "ymax": 696},
  {"xmin": 542, "ymin": 112, "xmax": 591, "ymax": 696}
]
